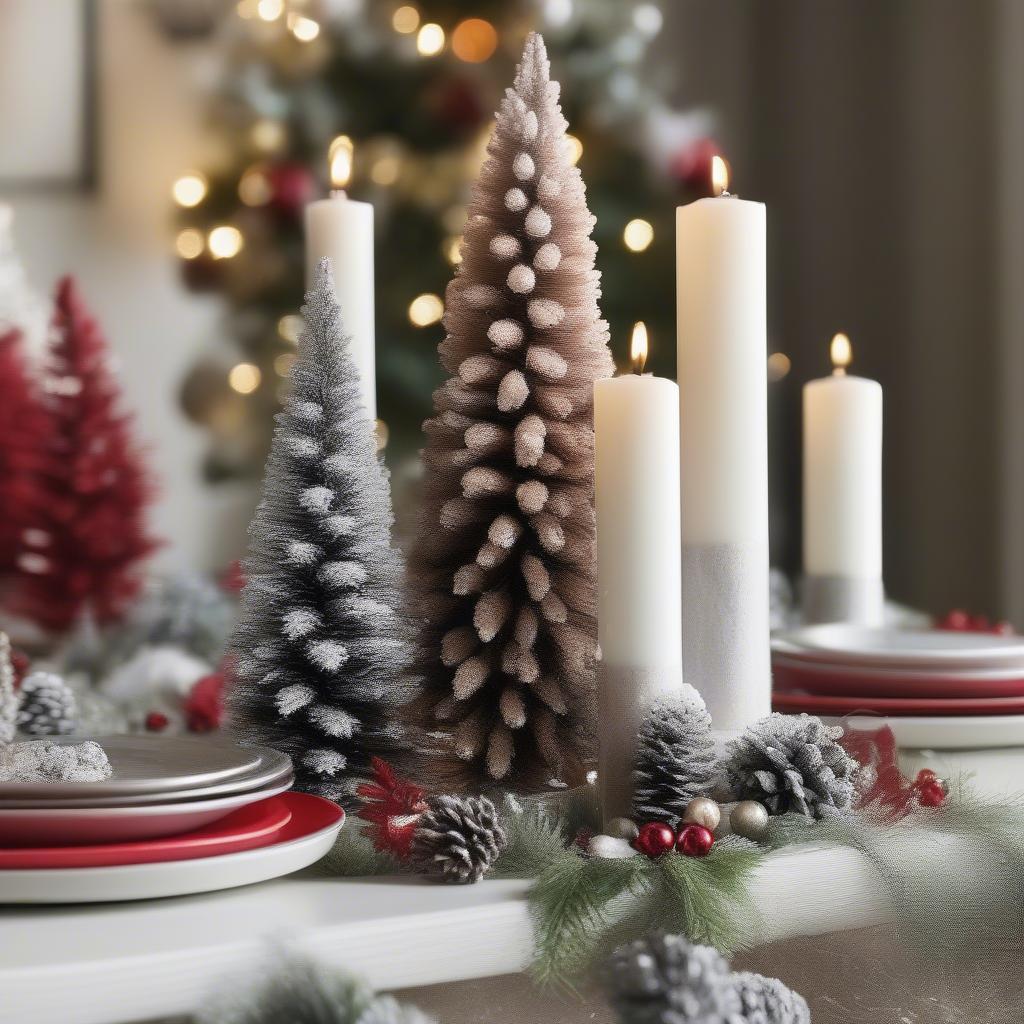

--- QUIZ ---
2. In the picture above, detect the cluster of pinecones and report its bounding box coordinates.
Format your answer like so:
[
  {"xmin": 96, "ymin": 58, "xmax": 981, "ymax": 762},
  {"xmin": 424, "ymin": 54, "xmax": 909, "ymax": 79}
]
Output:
[
  {"xmin": 634, "ymin": 695, "xmax": 859, "ymax": 825},
  {"xmin": 607, "ymin": 933, "xmax": 809, "ymax": 1024}
]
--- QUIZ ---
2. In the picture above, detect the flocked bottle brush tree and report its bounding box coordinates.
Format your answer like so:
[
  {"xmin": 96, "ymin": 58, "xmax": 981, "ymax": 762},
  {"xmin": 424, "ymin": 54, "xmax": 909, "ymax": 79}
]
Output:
[
  {"xmin": 411, "ymin": 33, "xmax": 614, "ymax": 791},
  {"xmin": 227, "ymin": 261, "xmax": 411, "ymax": 807}
]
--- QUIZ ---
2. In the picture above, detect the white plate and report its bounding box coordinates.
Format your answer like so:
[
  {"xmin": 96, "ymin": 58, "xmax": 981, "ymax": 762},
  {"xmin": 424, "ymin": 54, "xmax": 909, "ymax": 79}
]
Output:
[
  {"xmin": 830, "ymin": 713, "xmax": 1024, "ymax": 749},
  {"xmin": 774, "ymin": 625, "xmax": 1024, "ymax": 671},
  {"xmin": 0, "ymin": 777, "xmax": 294, "ymax": 846},
  {"xmin": 0, "ymin": 810, "xmax": 342, "ymax": 903}
]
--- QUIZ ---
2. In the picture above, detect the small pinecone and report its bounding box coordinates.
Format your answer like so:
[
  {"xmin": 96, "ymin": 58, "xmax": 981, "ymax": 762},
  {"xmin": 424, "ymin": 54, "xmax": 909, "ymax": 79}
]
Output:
[
  {"xmin": 723, "ymin": 713, "xmax": 857, "ymax": 819},
  {"xmin": 409, "ymin": 794, "xmax": 507, "ymax": 884},
  {"xmin": 17, "ymin": 672, "xmax": 77, "ymax": 737},
  {"xmin": 606, "ymin": 934, "xmax": 743, "ymax": 1024},
  {"xmin": 732, "ymin": 972, "xmax": 810, "ymax": 1024},
  {"xmin": 632, "ymin": 696, "xmax": 717, "ymax": 826}
]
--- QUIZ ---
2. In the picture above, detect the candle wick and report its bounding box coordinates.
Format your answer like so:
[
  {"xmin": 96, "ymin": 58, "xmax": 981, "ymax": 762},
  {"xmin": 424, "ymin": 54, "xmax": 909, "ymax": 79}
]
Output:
[
  {"xmin": 330, "ymin": 188, "xmax": 348, "ymax": 200},
  {"xmin": 833, "ymin": 367, "xmax": 847, "ymax": 377}
]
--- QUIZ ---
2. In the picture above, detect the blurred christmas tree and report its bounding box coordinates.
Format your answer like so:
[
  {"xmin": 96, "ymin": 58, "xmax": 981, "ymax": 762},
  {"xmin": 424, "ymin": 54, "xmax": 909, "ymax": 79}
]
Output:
[{"xmin": 174, "ymin": 0, "xmax": 717, "ymax": 480}]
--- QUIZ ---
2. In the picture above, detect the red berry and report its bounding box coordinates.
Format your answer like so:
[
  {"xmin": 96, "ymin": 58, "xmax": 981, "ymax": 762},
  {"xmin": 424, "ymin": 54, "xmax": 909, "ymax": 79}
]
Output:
[
  {"xmin": 634, "ymin": 822, "xmax": 676, "ymax": 859},
  {"xmin": 914, "ymin": 769, "xmax": 938, "ymax": 788},
  {"xmin": 145, "ymin": 711, "xmax": 169, "ymax": 732},
  {"xmin": 994, "ymin": 620, "xmax": 1015, "ymax": 636},
  {"xmin": 969, "ymin": 614, "xmax": 991, "ymax": 632},
  {"xmin": 676, "ymin": 823, "xmax": 715, "ymax": 858},
  {"xmin": 917, "ymin": 781, "xmax": 946, "ymax": 807},
  {"xmin": 938, "ymin": 609, "xmax": 971, "ymax": 631}
]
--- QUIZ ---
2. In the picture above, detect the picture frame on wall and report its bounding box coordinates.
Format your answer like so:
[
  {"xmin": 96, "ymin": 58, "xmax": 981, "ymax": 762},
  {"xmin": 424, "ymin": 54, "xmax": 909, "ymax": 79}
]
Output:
[{"xmin": 0, "ymin": 0, "xmax": 97, "ymax": 191}]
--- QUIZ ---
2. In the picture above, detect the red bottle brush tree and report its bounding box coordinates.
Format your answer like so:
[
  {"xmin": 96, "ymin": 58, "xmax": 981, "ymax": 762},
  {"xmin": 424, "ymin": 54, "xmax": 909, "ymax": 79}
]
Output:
[
  {"xmin": 8, "ymin": 277, "xmax": 159, "ymax": 633},
  {"xmin": 0, "ymin": 330, "xmax": 51, "ymax": 577}
]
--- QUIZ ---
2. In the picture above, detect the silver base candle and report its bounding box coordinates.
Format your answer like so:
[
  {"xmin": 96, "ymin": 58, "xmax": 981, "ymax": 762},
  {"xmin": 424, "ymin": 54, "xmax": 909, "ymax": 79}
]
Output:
[
  {"xmin": 802, "ymin": 574, "xmax": 884, "ymax": 626},
  {"xmin": 681, "ymin": 542, "xmax": 771, "ymax": 733},
  {"xmin": 597, "ymin": 663, "xmax": 685, "ymax": 823}
]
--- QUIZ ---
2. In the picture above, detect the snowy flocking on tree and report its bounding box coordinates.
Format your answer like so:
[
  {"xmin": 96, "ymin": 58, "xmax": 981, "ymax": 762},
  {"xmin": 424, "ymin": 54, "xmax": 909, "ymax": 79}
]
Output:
[
  {"xmin": 228, "ymin": 261, "xmax": 412, "ymax": 806},
  {"xmin": 411, "ymin": 33, "xmax": 614, "ymax": 790}
]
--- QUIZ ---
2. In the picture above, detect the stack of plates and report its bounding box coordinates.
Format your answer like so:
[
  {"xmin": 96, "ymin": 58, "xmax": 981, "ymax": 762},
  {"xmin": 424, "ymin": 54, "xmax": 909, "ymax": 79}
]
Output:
[
  {"xmin": 0, "ymin": 736, "xmax": 344, "ymax": 903},
  {"xmin": 772, "ymin": 624, "xmax": 1024, "ymax": 749}
]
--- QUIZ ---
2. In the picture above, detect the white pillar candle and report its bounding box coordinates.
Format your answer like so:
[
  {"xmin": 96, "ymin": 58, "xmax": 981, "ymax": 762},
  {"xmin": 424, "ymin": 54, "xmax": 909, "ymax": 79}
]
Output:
[
  {"xmin": 595, "ymin": 324, "xmax": 684, "ymax": 821},
  {"xmin": 304, "ymin": 136, "xmax": 376, "ymax": 421},
  {"xmin": 802, "ymin": 333, "xmax": 884, "ymax": 624},
  {"xmin": 676, "ymin": 157, "xmax": 771, "ymax": 732}
]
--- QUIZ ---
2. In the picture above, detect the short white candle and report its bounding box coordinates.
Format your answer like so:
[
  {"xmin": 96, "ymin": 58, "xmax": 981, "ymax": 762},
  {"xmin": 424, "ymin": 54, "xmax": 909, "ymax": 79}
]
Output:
[
  {"xmin": 305, "ymin": 136, "xmax": 376, "ymax": 420},
  {"xmin": 803, "ymin": 333, "xmax": 883, "ymax": 623},
  {"xmin": 676, "ymin": 157, "xmax": 771, "ymax": 732},
  {"xmin": 594, "ymin": 323, "xmax": 683, "ymax": 820}
]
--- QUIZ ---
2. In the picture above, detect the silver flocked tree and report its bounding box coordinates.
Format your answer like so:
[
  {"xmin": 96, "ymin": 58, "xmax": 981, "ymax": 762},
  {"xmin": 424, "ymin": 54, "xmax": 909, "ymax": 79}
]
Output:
[
  {"xmin": 228, "ymin": 260, "xmax": 411, "ymax": 806},
  {"xmin": 411, "ymin": 33, "xmax": 614, "ymax": 791}
]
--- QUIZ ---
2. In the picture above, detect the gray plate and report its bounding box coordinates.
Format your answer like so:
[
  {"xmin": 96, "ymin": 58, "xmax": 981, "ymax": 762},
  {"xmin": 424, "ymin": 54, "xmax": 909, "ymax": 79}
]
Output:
[
  {"xmin": 0, "ymin": 759, "xmax": 293, "ymax": 809},
  {"xmin": 0, "ymin": 736, "xmax": 273, "ymax": 801}
]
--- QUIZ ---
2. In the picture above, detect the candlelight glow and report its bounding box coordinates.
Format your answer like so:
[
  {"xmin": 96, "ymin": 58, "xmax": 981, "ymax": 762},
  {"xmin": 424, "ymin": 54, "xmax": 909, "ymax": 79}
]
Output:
[
  {"xmin": 565, "ymin": 134, "xmax": 584, "ymax": 165},
  {"xmin": 830, "ymin": 332, "xmax": 852, "ymax": 374},
  {"xmin": 409, "ymin": 293, "xmax": 444, "ymax": 326},
  {"xmin": 329, "ymin": 135, "xmax": 354, "ymax": 189},
  {"xmin": 417, "ymin": 23, "xmax": 445, "ymax": 56},
  {"xmin": 172, "ymin": 173, "xmax": 207, "ymax": 208},
  {"xmin": 208, "ymin": 225, "xmax": 244, "ymax": 259},
  {"xmin": 228, "ymin": 362, "xmax": 261, "ymax": 394},
  {"xmin": 711, "ymin": 154, "xmax": 730, "ymax": 196},
  {"xmin": 630, "ymin": 321, "xmax": 649, "ymax": 374},
  {"xmin": 288, "ymin": 14, "xmax": 320, "ymax": 41},
  {"xmin": 392, "ymin": 5, "xmax": 420, "ymax": 33},
  {"xmin": 175, "ymin": 228, "xmax": 204, "ymax": 260},
  {"xmin": 623, "ymin": 218, "xmax": 654, "ymax": 252},
  {"xmin": 767, "ymin": 351, "xmax": 791, "ymax": 381}
]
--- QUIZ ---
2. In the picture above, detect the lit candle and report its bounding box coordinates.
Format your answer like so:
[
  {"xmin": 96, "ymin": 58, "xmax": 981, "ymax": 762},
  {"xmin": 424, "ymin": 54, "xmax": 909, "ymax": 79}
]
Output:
[
  {"xmin": 802, "ymin": 333, "xmax": 884, "ymax": 624},
  {"xmin": 676, "ymin": 156, "xmax": 771, "ymax": 732},
  {"xmin": 304, "ymin": 136, "xmax": 376, "ymax": 420},
  {"xmin": 594, "ymin": 323, "xmax": 685, "ymax": 821}
]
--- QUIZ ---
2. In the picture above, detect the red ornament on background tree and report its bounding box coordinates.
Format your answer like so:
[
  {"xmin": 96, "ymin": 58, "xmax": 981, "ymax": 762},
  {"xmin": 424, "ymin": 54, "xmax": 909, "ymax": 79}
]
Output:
[
  {"xmin": 670, "ymin": 137, "xmax": 724, "ymax": 197},
  {"xmin": 265, "ymin": 161, "xmax": 316, "ymax": 219},
  {"xmin": 5, "ymin": 277, "xmax": 159, "ymax": 633},
  {"xmin": 0, "ymin": 330, "xmax": 52, "ymax": 577}
]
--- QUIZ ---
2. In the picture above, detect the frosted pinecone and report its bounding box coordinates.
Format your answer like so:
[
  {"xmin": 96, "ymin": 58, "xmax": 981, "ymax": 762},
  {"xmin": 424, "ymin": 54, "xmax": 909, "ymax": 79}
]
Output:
[
  {"xmin": 732, "ymin": 972, "xmax": 810, "ymax": 1024},
  {"xmin": 409, "ymin": 794, "xmax": 507, "ymax": 883},
  {"xmin": 723, "ymin": 713, "xmax": 857, "ymax": 818},
  {"xmin": 632, "ymin": 696, "xmax": 717, "ymax": 826},
  {"xmin": 356, "ymin": 996, "xmax": 436, "ymax": 1024},
  {"xmin": 17, "ymin": 672, "xmax": 77, "ymax": 736},
  {"xmin": 607, "ymin": 934, "xmax": 744, "ymax": 1024}
]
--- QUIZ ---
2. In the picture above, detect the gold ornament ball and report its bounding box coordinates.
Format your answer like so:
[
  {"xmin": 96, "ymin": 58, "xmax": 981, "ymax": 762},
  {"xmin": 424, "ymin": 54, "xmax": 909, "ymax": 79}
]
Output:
[
  {"xmin": 606, "ymin": 816, "xmax": 639, "ymax": 841},
  {"xmin": 682, "ymin": 797, "xmax": 721, "ymax": 832},
  {"xmin": 730, "ymin": 800, "xmax": 770, "ymax": 841}
]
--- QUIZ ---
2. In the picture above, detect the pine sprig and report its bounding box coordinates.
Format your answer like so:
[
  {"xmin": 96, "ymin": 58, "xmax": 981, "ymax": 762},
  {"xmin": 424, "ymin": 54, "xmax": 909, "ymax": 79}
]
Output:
[
  {"xmin": 492, "ymin": 795, "xmax": 578, "ymax": 879},
  {"xmin": 529, "ymin": 852, "xmax": 652, "ymax": 988}
]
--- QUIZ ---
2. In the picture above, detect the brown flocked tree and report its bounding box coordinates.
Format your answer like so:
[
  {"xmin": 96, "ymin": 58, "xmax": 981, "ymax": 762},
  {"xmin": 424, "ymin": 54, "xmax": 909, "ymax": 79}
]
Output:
[{"xmin": 412, "ymin": 33, "xmax": 613, "ymax": 791}]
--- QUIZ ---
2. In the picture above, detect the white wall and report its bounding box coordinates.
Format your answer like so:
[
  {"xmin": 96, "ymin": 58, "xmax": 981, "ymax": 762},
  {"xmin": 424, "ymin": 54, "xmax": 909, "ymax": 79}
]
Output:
[{"xmin": 4, "ymin": 1, "xmax": 254, "ymax": 572}]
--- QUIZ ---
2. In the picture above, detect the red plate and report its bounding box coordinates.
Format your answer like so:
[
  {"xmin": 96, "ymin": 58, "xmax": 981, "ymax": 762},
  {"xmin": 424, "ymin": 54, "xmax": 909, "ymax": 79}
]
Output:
[
  {"xmin": 0, "ymin": 795, "xmax": 295, "ymax": 869},
  {"xmin": 772, "ymin": 689, "xmax": 1024, "ymax": 717},
  {"xmin": 773, "ymin": 659, "xmax": 1024, "ymax": 699}
]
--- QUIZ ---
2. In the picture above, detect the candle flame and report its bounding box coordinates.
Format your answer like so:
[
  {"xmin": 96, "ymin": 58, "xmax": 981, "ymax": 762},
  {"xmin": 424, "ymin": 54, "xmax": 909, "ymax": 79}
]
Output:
[
  {"xmin": 830, "ymin": 332, "xmax": 852, "ymax": 374},
  {"xmin": 329, "ymin": 135, "xmax": 354, "ymax": 189},
  {"xmin": 711, "ymin": 154, "xmax": 730, "ymax": 196},
  {"xmin": 630, "ymin": 321, "xmax": 648, "ymax": 374}
]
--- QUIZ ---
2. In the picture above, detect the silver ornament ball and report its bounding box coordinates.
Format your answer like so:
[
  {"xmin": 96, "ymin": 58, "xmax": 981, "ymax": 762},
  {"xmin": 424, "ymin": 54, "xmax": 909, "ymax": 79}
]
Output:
[
  {"xmin": 682, "ymin": 796, "xmax": 721, "ymax": 832},
  {"xmin": 730, "ymin": 800, "xmax": 770, "ymax": 841},
  {"xmin": 606, "ymin": 816, "xmax": 639, "ymax": 841}
]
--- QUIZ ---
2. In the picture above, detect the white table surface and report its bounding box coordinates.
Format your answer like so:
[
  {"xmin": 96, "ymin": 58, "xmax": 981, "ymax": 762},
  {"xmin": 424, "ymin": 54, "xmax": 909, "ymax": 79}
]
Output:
[{"xmin": 0, "ymin": 745, "xmax": 1013, "ymax": 1024}]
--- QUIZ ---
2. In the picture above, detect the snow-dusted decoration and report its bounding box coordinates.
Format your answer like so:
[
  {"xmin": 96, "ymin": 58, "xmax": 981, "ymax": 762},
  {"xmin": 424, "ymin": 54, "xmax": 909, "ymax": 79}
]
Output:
[
  {"xmin": 16, "ymin": 672, "xmax": 77, "ymax": 736},
  {"xmin": 227, "ymin": 261, "xmax": 412, "ymax": 807},
  {"xmin": 0, "ymin": 633, "xmax": 17, "ymax": 745},
  {"xmin": 411, "ymin": 33, "xmax": 614, "ymax": 791},
  {"xmin": 0, "ymin": 206, "xmax": 50, "ymax": 358},
  {"xmin": 0, "ymin": 739, "xmax": 112, "ymax": 783}
]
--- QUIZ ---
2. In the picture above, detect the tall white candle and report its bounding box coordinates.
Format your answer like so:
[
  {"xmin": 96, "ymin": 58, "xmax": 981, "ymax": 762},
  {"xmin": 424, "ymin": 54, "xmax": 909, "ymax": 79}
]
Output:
[
  {"xmin": 304, "ymin": 136, "xmax": 376, "ymax": 421},
  {"xmin": 676, "ymin": 157, "xmax": 771, "ymax": 732},
  {"xmin": 803, "ymin": 333, "xmax": 884, "ymax": 624},
  {"xmin": 595, "ymin": 324, "xmax": 684, "ymax": 821}
]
